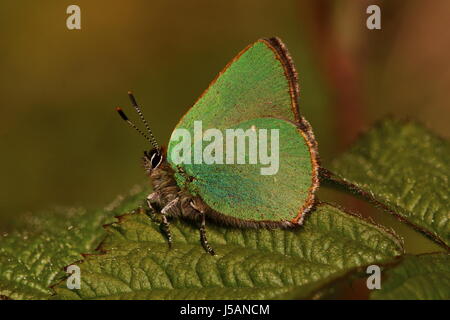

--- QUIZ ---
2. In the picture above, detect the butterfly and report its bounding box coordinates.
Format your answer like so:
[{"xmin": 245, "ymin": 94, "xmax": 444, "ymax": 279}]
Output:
[{"xmin": 116, "ymin": 37, "xmax": 320, "ymax": 255}]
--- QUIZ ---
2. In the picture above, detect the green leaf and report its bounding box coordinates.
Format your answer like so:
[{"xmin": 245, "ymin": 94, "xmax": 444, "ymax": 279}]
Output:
[
  {"xmin": 0, "ymin": 186, "xmax": 148, "ymax": 300},
  {"xmin": 329, "ymin": 119, "xmax": 450, "ymax": 248},
  {"xmin": 52, "ymin": 203, "xmax": 403, "ymax": 300},
  {"xmin": 372, "ymin": 253, "xmax": 450, "ymax": 300}
]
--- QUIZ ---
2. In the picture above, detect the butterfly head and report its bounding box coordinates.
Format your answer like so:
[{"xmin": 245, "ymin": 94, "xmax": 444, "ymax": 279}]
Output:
[
  {"xmin": 143, "ymin": 148, "xmax": 164, "ymax": 172},
  {"xmin": 116, "ymin": 91, "xmax": 162, "ymax": 172}
]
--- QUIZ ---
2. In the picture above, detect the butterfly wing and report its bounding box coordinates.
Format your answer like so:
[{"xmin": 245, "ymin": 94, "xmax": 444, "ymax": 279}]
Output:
[
  {"xmin": 167, "ymin": 38, "xmax": 319, "ymax": 224},
  {"xmin": 175, "ymin": 38, "xmax": 301, "ymax": 130}
]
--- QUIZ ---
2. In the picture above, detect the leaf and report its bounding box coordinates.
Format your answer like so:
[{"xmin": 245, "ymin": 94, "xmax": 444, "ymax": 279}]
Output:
[
  {"xmin": 0, "ymin": 186, "xmax": 148, "ymax": 300},
  {"xmin": 52, "ymin": 203, "xmax": 403, "ymax": 300},
  {"xmin": 372, "ymin": 253, "xmax": 450, "ymax": 300},
  {"xmin": 329, "ymin": 119, "xmax": 450, "ymax": 248}
]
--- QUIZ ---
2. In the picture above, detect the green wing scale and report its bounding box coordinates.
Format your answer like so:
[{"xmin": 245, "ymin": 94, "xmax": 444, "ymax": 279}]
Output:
[{"xmin": 167, "ymin": 38, "xmax": 319, "ymax": 224}]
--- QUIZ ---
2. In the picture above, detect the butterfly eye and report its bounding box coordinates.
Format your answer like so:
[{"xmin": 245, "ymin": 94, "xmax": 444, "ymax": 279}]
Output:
[{"xmin": 150, "ymin": 151, "xmax": 163, "ymax": 169}]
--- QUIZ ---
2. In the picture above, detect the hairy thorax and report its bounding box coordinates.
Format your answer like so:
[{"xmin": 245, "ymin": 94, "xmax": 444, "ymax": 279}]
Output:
[{"xmin": 145, "ymin": 158, "xmax": 207, "ymax": 222}]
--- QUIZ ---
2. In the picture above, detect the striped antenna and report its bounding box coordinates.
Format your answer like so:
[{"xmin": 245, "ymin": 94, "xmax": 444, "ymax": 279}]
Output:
[
  {"xmin": 127, "ymin": 91, "xmax": 160, "ymax": 152},
  {"xmin": 116, "ymin": 107, "xmax": 157, "ymax": 148}
]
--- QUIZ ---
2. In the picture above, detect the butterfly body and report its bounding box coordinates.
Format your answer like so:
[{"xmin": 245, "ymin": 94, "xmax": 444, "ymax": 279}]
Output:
[{"xmin": 117, "ymin": 37, "xmax": 320, "ymax": 255}]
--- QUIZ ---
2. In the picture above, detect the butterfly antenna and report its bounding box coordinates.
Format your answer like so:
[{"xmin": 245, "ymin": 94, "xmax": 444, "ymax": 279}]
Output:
[
  {"xmin": 116, "ymin": 107, "xmax": 155, "ymax": 145},
  {"xmin": 127, "ymin": 91, "xmax": 160, "ymax": 152}
]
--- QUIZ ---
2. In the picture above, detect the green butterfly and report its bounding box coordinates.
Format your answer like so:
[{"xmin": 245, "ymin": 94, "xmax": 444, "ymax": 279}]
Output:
[{"xmin": 117, "ymin": 37, "xmax": 320, "ymax": 255}]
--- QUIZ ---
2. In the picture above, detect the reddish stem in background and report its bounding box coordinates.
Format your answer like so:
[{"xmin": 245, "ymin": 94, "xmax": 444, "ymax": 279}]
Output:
[
  {"xmin": 298, "ymin": 1, "xmax": 369, "ymax": 220},
  {"xmin": 301, "ymin": 0, "xmax": 365, "ymax": 151}
]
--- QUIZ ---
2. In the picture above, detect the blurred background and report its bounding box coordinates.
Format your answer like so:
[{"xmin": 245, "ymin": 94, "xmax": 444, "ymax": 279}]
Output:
[{"xmin": 0, "ymin": 1, "xmax": 448, "ymax": 252}]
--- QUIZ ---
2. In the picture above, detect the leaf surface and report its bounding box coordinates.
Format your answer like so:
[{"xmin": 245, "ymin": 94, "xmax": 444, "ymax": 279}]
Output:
[
  {"xmin": 372, "ymin": 253, "xmax": 450, "ymax": 300},
  {"xmin": 0, "ymin": 187, "xmax": 147, "ymax": 300},
  {"xmin": 330, "ymin": 119, "xmax": 450, "ymax": 248},
  {"xmin": 53, "ymin": 203, "xmax": 403, "ymax": 299}
]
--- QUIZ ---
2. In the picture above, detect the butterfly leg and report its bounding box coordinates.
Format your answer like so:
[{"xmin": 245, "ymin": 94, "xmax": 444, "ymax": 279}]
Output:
[
  {"xmin": 200, "ymin": 213, "xmax": 215, "ymax": 256},
  {"xmin": 159, "ymin": 198, "xmax": 180, "ymax": 249},
  {"xmin": 159, "ymin": 213, "xmax": 172, "ymax": 248},
  {"xmin": 146, "ymin": 192, "xmax": 160, "ymax": 221},
  {"xmin": 190, "ymin": 200, "xmax": 215, "ymax": 256}
]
